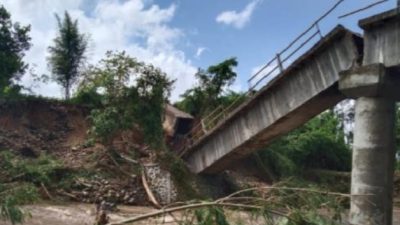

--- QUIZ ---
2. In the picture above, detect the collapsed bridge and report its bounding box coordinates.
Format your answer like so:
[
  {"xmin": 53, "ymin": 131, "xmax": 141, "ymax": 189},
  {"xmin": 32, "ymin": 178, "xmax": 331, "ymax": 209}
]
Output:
[{"xmin": 181, "ymin": 8, "xmax": 400, "ymax": 225}]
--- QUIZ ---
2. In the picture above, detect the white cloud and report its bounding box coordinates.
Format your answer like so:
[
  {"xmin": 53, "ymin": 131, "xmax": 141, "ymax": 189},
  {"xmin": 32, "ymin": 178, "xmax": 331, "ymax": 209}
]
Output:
[
  {"xmin": 216, "ymin": 0, "xmax": 261, "ymax": 29},
  {"xmin": 2, "ymin": 0, "xmax": 197, "ymax": 101},
  {"xmin": 195, "ymin": 47, "xmax": 207, "ymax": 58}
]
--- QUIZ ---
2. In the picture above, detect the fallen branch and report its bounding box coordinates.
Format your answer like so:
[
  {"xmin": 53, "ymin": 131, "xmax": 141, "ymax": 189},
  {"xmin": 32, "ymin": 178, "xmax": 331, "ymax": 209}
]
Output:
[
  {"xmin": 75, "ymin": 177, "xmax": 96, "ymax": 187},
  {"xmin": 118, "ymin": 153, "xmax": 138, "ymax": 164},
  {"xmin": 40, "ymin": 182, "xmax": 53, "ymax": 200},
  {"xmin": 106, "ymin": 153, "xmax": 135, "ymax": 178},
  {"xmin": 107, "ymin": 185, "xmax": 366, "ymax": 225},
  {"xmin": 107, "ymin": 201, "xmax": 286, "ymax": 225},
  {"xmin": 219, "ymin": 186, "xmax": 354, "ymax": 202},
  {"xmin": 141, "ymin": 170, "xmax": 161, "ymax": 209},
  {"xmin": 57, "ymin": 190, "xmax": 79, "ymax": 200},
  {"xmin": 10, "ymin": 173, "xmax": 25, "ymax": 182}
]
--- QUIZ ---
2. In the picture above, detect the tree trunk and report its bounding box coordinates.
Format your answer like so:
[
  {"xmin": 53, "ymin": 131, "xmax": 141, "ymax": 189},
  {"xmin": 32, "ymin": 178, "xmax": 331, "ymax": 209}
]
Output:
[{"xmin": 65, "ymin": 81, "xmax": 70, "ymax": 100}]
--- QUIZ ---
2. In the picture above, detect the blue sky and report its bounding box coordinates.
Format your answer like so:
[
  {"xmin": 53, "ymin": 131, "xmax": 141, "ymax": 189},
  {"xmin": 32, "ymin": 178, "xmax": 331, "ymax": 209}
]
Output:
[
  {"xmin": 168, "ymin": 0, "xmax": 393, "ymax": 92},
  {"xmin": 1, "ymin": 0, "xmax": 395, "ymax": 100}
]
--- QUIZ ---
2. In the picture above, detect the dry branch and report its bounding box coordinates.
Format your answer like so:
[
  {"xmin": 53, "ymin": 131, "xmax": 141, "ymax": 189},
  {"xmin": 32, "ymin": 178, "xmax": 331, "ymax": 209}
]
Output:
[
  {"xmin": 57, "ymin": 190, "xmax": 79, "ymax": 200},
  {"xmin": 40, "ymin": 182, "xmax": 53, "ymax": 200},
  {"xmin": 106, "ymin": 153, "xmax": 135, "ymax": 178},
  {"xmin": 219, "ymin": 186, "xmax": 353, "ymax": 202},
  {"xmin": 141, "ymin": 170, "xmax": 161, "ymax": 209},
  {"xmin": 108, "ymin": 202, "xmax": 286, "ymax": 225},
  {"xmin": 107, "ymin": 185, "xmax": 365, "ymax": 225}
]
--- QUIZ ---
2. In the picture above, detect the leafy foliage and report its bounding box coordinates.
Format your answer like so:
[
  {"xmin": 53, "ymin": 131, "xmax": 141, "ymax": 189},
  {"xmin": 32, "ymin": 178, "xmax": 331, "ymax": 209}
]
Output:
[
  {"xmin": 194, "ymin": 207, "xmax": 229, "ymax": 225},
  {"xmin": 77, "ymin": 51, "xmax": 174, "ymax": 148},
  {"xmin": 176, "ymin": 57, "xmax": 238, "ymax": 117},
  {"xmin": 258, "ymin": 111, "xmax": 351, "ymax": 178},
  {"xmin": 159, "ymin": 151, "xmax": 200, "ymax": 199},
  {"xmin": 121, "ymin": 177, "xmax": 347, "ymax": 225},
  {"xmin": 0, "ymin": 183, "xmax": 38, "ymax": 225},
  {"xmin": 0, "ymin": 152, "xmax": 62, "ymax": 224},
  {"xmin": 0, "ymin": 151, "xmax": 63, "ymax": 186},
  {"xmin": 0, "ymin": 5, "xmax": 31, "ymax": 97},
  {"xmin": 48, "ymin": 11, "xmax": 87, "ymax": 99}
]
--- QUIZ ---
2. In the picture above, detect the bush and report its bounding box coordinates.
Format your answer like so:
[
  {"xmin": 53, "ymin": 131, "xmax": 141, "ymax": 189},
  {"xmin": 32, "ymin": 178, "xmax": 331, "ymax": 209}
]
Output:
[
  {"xmin": 70, "ymin": 88, "xmax": 103, "ymax": 108},
  {"xmin": 0, "ymin": 151, "xmax": 45, "ymax": 224},
  {"xmin": 258, "ymin": 111, "xmax": 351, "ymax": 178},
  {"xmin": 0, "ymin": 152, "xmax": 63, "ymax": 186},
  {"xmin": 78, "ymin": 51, "xmax": 173, "ymax": 149},
  {"xmin": 0, "ymin": 183, "xmax": 38, "ymax": 225}
]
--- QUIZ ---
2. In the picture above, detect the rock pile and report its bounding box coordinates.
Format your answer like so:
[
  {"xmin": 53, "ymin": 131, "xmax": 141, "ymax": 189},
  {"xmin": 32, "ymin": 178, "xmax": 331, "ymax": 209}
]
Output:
[{"xmin": 71, "ymin": 176, "xmax": 148, "ymax": 205}]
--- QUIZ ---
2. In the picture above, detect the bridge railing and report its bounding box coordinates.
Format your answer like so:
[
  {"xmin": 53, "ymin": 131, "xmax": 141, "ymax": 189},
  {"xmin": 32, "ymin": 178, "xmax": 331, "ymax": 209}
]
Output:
[{"xmin": 178, "ymin": 0, "xmax": 348, "ymax": 156}]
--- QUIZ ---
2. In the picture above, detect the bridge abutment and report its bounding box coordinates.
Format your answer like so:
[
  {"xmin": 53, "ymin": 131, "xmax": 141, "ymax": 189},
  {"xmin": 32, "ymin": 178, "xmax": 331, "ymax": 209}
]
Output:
[{"xmin": 340, "ymin": 64, "xmax": 400, "ymax": 225}]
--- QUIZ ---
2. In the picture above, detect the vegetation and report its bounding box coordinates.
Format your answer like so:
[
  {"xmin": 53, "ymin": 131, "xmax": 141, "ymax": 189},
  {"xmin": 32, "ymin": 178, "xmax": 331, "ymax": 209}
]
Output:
[
  {"xmin": 0, "ymin": 151, "xmax": 66, "ymax": 224},
  {"xmin": 1, "ymin": 3, "xmax": 400, "ymax": 225},
  {"xmin": 257, "ymin": 111, "xmax": 351, "ymax": 179},
  {"xmin": 176, "ymin": 57, "xmax": 239, "ymax": 117},
  {"xmin": 0, "ymin": 183, "xmax": 38, "ymax": 225},
  {"xmin": 48, "ymin": 11, "xmax": 88, "ymax": 100},
  {"xmin": 77, "ymin": 51, "xmax": 173, "ymax": 148},
  {"xmin": 0, "ymin": 5, "xmax": 31, "ymax": 98},
  {"xmin": 110, "ymin": 178, "xmax": 348, "ymax": 225}
]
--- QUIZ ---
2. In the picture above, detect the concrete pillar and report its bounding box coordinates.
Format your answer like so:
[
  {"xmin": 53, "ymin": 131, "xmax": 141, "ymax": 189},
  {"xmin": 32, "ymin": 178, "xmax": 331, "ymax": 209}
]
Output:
[
  {"xmin": 350, "ymin": 97, "xmax": 396, "ymax": 225},
  {"xmin": 339, "ymin": 64, "xmax": 400, "ymax": 225}
]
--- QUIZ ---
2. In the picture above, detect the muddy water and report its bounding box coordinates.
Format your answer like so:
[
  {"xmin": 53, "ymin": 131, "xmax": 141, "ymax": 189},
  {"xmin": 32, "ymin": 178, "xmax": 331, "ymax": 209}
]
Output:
[
  {"xmin": 0, "ymin": 203, "xmax": 270, "ymax": 225},
  {"xmin": 1, "ymin": 203, "xmax": 399, "ymax": 225},
  {"xmin": 0, "ymin": 203, "xmax": 154, "ymax": 225}
]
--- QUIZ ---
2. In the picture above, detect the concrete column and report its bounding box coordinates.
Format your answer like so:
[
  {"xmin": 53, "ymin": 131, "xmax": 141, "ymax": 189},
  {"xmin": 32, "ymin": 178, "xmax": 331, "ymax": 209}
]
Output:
[
  {"xmin": 339, "ymin": 64, "xmax": 400, "ymax": 225},
  {"xmin": 350, "ymin": 97, "xmax": 396, "ymax": 225}
]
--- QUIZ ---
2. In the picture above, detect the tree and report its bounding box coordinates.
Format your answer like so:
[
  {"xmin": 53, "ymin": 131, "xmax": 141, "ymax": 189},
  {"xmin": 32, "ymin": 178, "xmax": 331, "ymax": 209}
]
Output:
[
  {"xmin": 396, "ymin": 104, "xmax": 400, "ymax": 151},
  {"xmin": 176, "ymin": 57, "xmax": 238, "ymax": 116},
  {"xmin": 258, "ymin": 111, "xmax": 351, "ymax": 179},
  {"xmin": 48, "ymin": 11, "xmax": 87, "ymax": 100},
  {"xmin": 78, "ymin": 51, "xmax": 174, "ymax": 148},
  {"xmin": 0, "ymin": 5, "xmax": 31, "ymax": 96}
]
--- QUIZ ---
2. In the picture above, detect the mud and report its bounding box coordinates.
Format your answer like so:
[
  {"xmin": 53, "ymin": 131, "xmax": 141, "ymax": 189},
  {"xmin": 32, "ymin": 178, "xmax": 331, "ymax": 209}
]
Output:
[{"xmin": 1, "ymin": 203, "xmax": 399, "ymax": 225}]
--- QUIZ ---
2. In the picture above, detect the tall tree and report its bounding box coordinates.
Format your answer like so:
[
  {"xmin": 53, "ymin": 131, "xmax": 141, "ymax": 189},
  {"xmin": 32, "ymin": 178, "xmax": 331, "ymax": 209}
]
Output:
[
  {"xmin": 78, "ymin": 51, "xmax": 174, "ymax": 148},
  {"xmin": 0, "ymin": 5, "xmax": 31, "ymax": 96},
  {"xmin": 177, "ymin": 57, "xmax": 238, "ymax": 117},
  {"xmin": 48, "ymin": 11, "xmax": 87, "ymax": 99}
]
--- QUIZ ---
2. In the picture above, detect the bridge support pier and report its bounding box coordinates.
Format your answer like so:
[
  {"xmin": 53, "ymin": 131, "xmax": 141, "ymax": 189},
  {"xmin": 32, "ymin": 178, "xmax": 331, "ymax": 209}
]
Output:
[
  {"xmin": 351, "ymin": 97, "xmax": 395, "ymax": 225},
  {"xmin": 340, "ymin": 64, "xmax": 400, "ymax": 225}
]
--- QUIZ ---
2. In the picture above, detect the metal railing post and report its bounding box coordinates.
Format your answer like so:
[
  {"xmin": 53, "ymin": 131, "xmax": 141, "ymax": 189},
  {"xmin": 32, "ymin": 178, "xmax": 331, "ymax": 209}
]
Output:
[
  {"xmin": 201, "ymin": 119, "xmax": 207, "ymax": 133},
  {"xmin": 248, "ymin": 81, "xmax": 252, "ymax": 92},
  {"xmin": 179, "ymin": 0, "xmax": 348, "ymax": 156},
  {"xmin": 315, "ymin": 23, "xmax": 323, "ymax": 39},
  {"xmin": 276, "ymin": 54, "xmax": 284, "ymax": 72}
]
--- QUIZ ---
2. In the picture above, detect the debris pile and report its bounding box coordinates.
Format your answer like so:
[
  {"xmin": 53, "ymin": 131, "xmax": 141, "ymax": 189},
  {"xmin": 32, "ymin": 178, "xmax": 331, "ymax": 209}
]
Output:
[{"xmin": 67, "ymin": 176, "xmax": 148, "ymax": 205}]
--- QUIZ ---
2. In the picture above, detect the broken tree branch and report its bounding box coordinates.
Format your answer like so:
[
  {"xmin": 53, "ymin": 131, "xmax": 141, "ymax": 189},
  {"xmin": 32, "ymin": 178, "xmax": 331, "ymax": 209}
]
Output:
[
  {"xmin": 107, "ymin": 201, "xmax": 286, "ymax": 225},
  {"xmin": 141, "ymin": 170, "xmax": 161, "ymax": 209},
  {"xmin": 40, "ymin": 182, "xmax": 53, "ymax": 200}
]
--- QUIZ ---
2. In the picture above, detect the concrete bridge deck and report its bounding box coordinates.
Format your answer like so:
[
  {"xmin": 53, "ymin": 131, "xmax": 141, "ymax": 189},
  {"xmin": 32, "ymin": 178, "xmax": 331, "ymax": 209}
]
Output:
[
  {"xmin": 180, "ymin": 7, "xmax": 400, "ymax": 224},
  {"xmin": 183, "ymin": 26, "xmax": 363, "ymax": 174}
]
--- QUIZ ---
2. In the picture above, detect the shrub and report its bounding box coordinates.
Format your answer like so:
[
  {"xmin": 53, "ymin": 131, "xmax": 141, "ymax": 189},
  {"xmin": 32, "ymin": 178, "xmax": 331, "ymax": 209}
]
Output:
[
  {"xmin": 0, "ymin": 183, "xmax": 38, "ymax": 224},
  {"xmin": 258, "ymin": 111, "xmax": 351, "ymax": 178}
]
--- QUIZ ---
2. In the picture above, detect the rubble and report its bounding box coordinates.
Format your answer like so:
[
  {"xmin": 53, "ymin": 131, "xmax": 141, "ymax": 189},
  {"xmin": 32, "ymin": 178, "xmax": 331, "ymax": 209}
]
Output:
[{"xmin": 69, "ymin": 176, "xmax": 148, "ymax": 205}]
